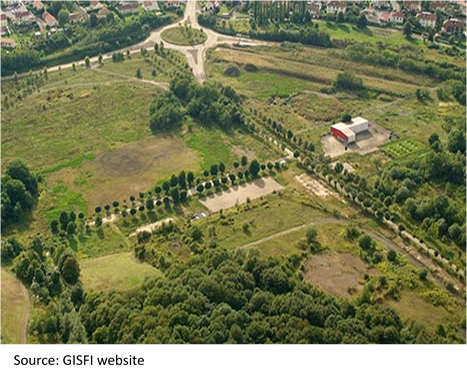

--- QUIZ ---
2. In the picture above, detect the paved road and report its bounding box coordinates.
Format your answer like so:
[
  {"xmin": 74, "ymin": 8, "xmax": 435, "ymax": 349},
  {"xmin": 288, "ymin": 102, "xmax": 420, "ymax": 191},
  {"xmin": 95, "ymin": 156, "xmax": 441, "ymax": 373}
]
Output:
[{"xmin": 4, "ymin": 1, "xmax": 266, "ymax": 83}]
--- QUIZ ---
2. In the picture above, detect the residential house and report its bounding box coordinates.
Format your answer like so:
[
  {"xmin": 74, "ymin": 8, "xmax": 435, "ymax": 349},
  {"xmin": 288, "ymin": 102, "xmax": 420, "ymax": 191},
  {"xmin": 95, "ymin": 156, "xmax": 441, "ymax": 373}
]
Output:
[
  {"xmin": 1, "ymin": 12, "xmax": 7, "ymax": 28},
  {"xmin": 33, "ymin": 0, "xmax": 44, "ymax": 10},
  {"xmin": 306, "ymin": 3, "xmax": 320, "ymax": 17},
  {"xmin": 69, "ymin": 12, "xmax": 84, "ymax": 23},
  {"xmin": 166, "ymin": 1, "xmax": 181, "ymax": 8},
  {"xmin": 88, "ymin": 1, "xmax": 102, "ymax": 10},
  {"xmin": 405, "ymin": 1, "xmax": 420, "ymax": 13},
  {"xmin": 430, "ymin": 1, "xmax": 446, "ymax": 12},
  {"xmin": 442, "ymin": 18, "xmax": 465, "ymax": 34},
  {"xmin": 416, "ymin": 12, "xmax": 436, "ymax": 29},
  {"xmin": 1, "ymin": 37, "xmax": 16, "ymax": 48},
  {"xmin": 379, "ymin": 11, "xmax": 390, "ymax": 25},
  {"xmin": 13, "ymin": 10, "xmax": 33, "ymax": 24},
  {"xmin": 42, "ymin": 10, "xmax": 58, "ymax": 27},
  {"xmin": 143, "ymin": 1, "xmax": 159, "ymax": 12},
  {"xmin": 117, "ymin": 2, "xmax": 139, "ymax": 14},
  {"xmin": 97, "ymin": 7, "xmax": 110, "ymax": 18},
  {"xmin": 327, "ymin": 1, "xmax": 346, "ymax": 15},
  {"xmin": 390, "ymin": 11, "xmax": 404, "ymax": 24},
  {"xmin": 205, "ymin": 1, "xmax": 219, "ymax": 11},
  {"xmin": 371, "ymin": 1, "xmax": 389, "ymax": 9}
]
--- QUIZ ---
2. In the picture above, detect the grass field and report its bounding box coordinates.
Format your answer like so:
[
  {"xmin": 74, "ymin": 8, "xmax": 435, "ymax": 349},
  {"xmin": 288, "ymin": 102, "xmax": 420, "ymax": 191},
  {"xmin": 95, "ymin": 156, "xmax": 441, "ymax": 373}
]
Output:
[
  {"xmin": 161, "ymin": 25, "xmax": 207, "ymax": 46},
  {"xmin": 80, "ymin": 253, "xmax": 160, "ymax": 292},
  {"xmin": 1, "ymin": 269, "xmax": 28, "ymax": 344},
  {"xmin": 382, "ymin": 138, "xmax": 426, "ymax": 159}
]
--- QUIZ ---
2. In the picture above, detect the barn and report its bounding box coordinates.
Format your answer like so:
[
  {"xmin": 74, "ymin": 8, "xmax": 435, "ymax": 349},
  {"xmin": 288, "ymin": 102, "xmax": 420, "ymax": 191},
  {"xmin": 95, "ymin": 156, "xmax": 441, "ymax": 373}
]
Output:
[{"xmin": 331, "ymin": 117, "xmax": 369, "ymax": 144}]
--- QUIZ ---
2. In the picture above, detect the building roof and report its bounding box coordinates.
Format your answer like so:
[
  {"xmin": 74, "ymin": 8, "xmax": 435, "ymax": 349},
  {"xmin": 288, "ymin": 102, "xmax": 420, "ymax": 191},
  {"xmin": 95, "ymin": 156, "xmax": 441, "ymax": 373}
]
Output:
[
  {"xmin": 328, "ymin": 1, "xmax": 346, "ymax": 8},
  {"xmin": 14, "ymin": 10, "xmax": 31, "ymax": 19},
  {"xmin": 1, "ymin": 37, "xmax": 16, "ymax": 47},
  {"xmin": 1, "ymin": 13, "xmax": 6, "ymax": 21},
  {"xmin": 391, "ymin": 11, "xmax": 404, "ymax": 18},
  {"xmin": 416, "ymin": 12, "xmax": 436, "ymax": 21},
  {"xmin": 117, "ymin": 3, "xmax": 139, "ymax": 11},
  {"xmin": 43, "ymin": 11, "xmax": 57, "ymax": 25},
  {"xmin": 379, "ymin": 11, "xmax": 390, "ymax": 21},
  {"xmin": 331, "ymin": 117, "xmax": 368, "ymax": 138},
  {"xmin": 443, "ymin": 18, "xmax": 464, "ymax": 28},
  {"xmin": 33, "ymin": 0, "xmax": 44, "ymax": 10},
  {"xmin": 70, "ymin": 12, "xmax": 84, "ymax": 21},
  {"xmin": 97, "ymin": 7, "xmax": 110, "ymax": 17}
]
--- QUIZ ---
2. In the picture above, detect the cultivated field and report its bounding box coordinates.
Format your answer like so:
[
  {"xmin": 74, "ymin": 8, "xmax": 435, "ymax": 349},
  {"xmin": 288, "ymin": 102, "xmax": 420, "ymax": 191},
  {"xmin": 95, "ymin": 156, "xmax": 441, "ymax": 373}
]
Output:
[{"xmin": 199, "ymin": 177, "xmax": 283, "ymax": 212}]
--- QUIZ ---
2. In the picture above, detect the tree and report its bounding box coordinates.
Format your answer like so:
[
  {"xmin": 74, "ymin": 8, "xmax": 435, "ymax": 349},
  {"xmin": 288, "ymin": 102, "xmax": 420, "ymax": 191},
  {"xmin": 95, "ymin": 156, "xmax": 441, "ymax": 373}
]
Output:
[
  {"xmin": 249, "ymin": 160, "xmax": 261, "ymax": 177},
  {"xmin": 149, "ymin": 92, "xmax": 183, "ymax": 133},
  {"xmin": 98, "ymin": 53, "xmax": 103, "ymax": 65},
  {"xmin": 43, "ymin": 67, "xmax": 48, "ymax": 79},
  {"xmin": 219, "ymin": 162, "xmax": 226, "ymax": 174},
  {"xmin": 403, "ymin": 22, "xmax": 412, "ymax": 39},
  {"xmin": 210, "ymin": 164, "xmax": 218, "ymax": 176},
  {"xmin": 447, "ymin": 129, "xmax": 466, "ymax": 154},
  {"xmin": 51, "ymin": 220, "xmax": 59, "ymax": 233},
  {"xmin": 187, "ymin": 172, "xmax": 195, "ymax": 187},
  {"xmin": 241, "ymin": 156, "xmax": 248, "ymax": 166},
  {"xmin": 61, "ymin": 257, "xmax": 80, "ymax": 285},
  {"xmin": 85, "ymin": 56, "xmax": 91, "ymax": 68},
  {"xmin": 334, "ymin": 162, "xmax": 344, "ymax": 174},
  {"xmin": 58, "ymin": 8, "xmax": 70, "ymax": 26},
  {"xmin": 341, "ymin": 111, "xmax": 352, "ymax": 122},
  {"xmin": 170, "ymin": 174, "xmax": 178, "ymax": 187},
  {"xmin": 136, "ymin": 68, "xmax": 142, "ymax": 79},
  {"xmin": 90, "ymin": 13, "xmax": 98, "ymax": 27},
  {"xmin": 337, "ymin": 11, "xmax": 345, "ymax": 23},
  {"xmin": 359, "ymin": 235, "xmax": 375, "ymax": 252},
  {"xmin": 357, "ymin": 14, "xmax": 368, "ymax": 28},
  {"xmin": 67, "ymin": 222, "xmax": 76, "ymax": 236}
]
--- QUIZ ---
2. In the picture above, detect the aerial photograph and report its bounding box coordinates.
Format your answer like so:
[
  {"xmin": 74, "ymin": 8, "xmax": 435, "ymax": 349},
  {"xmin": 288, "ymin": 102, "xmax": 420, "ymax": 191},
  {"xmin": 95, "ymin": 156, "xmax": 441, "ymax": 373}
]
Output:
[{"xmin": 0, "ymin": 0, "xmax": 466, "ymax": 349}]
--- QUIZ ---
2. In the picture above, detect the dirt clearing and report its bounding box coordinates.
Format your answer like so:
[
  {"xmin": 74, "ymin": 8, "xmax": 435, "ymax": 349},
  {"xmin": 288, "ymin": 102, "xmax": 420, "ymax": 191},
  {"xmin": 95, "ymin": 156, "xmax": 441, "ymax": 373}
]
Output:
[
  {"xmin": 296, "ymin": 173, "xmax": 334, "ymax": 198},
  {"xmin": 304, "ymin": 253, "xmax": 372, "ymax": 298},
  {"xmin": 199, "ymin": 177, "xmax": 283, "ymax": 212}
]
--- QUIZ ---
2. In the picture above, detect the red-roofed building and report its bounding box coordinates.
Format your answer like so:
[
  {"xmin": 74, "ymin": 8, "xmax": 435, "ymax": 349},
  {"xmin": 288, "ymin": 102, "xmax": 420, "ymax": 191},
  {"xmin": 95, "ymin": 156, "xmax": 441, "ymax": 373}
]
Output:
[
  {"xmin": 33, "ymin": 0, "xmax": 44, "ymax": 10},
  {"xmin": 143, "ymin": 1, "xmax": 159, "ymax": 12},
  {"xmin": 13, "ymin": 10, "xmax": 33, "ymax": 24},
  {"xmin": 97, "ymin": 7, "xmax": 110, "ymax": 18},
  {"xmin": 1, "ymin": 37, "xmax": 16, "ymax": 48},
  {"xmin": 69, "ymin": 12, "xmax": 84, "ymax": 23},
  {"xmin": 379, "ymin": 11, "xmax": 390, "ymax": 24},
  {"xmin": 390, "ymin": 11, "xmax": 404, "ymax": 24},
  {"xmin": 307, "ymin": 3, "xmax": 320, "ymax": 17},
  {"xmin": 327, "ymin": 1, "xmax": 346, "ymax": 14},
  {"xmin": 430, "ymin": 1, "xmax": 446, "ymax": 12},
  {"xmin": 42, "ymin": 10, "xmax": 58, "ymax": 27},
  {"xmin": 443, "ymin": 18, "xmax": 465, "ymax": 34},
  {"xmin": 117, "ymin": 2, "xmax": 139, "ymax": 14},
  {"xmin": 166, "ymin": 1, "xmax": 181, "ymax": 8},
  {"xmin": 405, "ymin": 1, "xmax": 420, "ymax": 13},
  {"xmin": 416, "ymin": 12, "xmax": 436, "ymax": 29}
]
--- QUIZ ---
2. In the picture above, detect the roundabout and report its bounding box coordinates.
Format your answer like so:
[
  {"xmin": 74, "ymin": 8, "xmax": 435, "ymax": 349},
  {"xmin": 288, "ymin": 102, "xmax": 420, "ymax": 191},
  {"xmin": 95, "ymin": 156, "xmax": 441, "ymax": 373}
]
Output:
[{"xmin": 161, "ymin": 23, "xmax": 208, "ymax": 46}]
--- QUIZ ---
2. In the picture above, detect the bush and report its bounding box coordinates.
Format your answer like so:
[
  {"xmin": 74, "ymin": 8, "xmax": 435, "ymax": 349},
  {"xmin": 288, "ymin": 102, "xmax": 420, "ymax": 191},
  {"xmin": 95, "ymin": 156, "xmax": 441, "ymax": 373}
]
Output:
[{"xmin": 223, "ymin": 64, "xmax": 241, "ymax": 77}]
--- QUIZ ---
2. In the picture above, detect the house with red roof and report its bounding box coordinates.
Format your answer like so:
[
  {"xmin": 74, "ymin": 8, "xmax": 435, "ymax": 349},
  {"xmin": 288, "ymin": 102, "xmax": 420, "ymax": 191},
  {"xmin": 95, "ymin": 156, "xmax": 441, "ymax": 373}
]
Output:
[
  {"xmin": 390, "ymin": 11, "xmax": 404, "ymax": 24},
  {"xmin": 416, "ymin": 12, "xmax": 436, "ymax": 29},
  {"xmin": 42, "ymin": 10, "xmax": 58, "ymax": 27},
  {"xmin": 327, "ymin": 1, "xmax": 346, "ymax": 15},
  {"xmin": 442, "ymin": 18, "xmax": 465, "ymax": 34}
]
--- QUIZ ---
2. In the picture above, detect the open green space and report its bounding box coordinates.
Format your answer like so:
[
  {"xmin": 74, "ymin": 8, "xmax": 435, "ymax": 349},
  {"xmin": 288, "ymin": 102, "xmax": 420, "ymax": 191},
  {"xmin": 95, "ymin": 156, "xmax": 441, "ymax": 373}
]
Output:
[
  {"xmin": 161, "ymin": 25, "xmax": 207, "ymax": 46},
  {"xmin": 80, "ymin": 253, "xmax": 160, "ymax": 292},
  {"xmin": 382, "ymin": 138, "xmax": 426, "ymax": 159}
]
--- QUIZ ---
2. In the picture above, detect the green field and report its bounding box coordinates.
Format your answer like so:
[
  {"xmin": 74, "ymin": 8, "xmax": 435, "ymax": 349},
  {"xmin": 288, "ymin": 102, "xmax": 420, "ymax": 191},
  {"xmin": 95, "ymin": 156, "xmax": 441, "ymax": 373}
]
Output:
[
  {"xmin": 1, "ymin": 269, "xmax": 28, "ymax": 344},
  {"xmin": 161, "ymin": 25, "xmax": 207, "ymax": 46},
  {"xmin": 80, "ymin": 253, "xmax": 160, "ymax": 292},
  {"xmin": 382, "ymin": 138, "xmax": 426, "ymax": 159}
]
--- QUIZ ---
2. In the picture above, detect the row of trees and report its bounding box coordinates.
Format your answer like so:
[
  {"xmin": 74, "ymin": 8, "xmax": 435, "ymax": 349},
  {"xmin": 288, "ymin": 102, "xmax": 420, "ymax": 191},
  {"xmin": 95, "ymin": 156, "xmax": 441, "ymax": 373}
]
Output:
[{"xmin": 2, "ymin": 12, "xmax": 172, "ymax": 76}]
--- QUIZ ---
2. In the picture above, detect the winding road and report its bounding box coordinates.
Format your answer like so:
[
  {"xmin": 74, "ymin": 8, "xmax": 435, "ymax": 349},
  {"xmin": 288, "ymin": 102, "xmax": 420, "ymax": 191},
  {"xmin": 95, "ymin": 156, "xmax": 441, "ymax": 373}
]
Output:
[{"xmin": 5, "ymin": 1, "xmax": 266, "ymax": 83}]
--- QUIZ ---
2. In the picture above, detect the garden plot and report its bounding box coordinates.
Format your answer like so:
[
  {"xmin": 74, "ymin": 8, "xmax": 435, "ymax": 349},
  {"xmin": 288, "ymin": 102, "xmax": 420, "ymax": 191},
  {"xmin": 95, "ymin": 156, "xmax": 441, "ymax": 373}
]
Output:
[{"xmin": 199, "ymin": 177, "xmax": 283, "ymax": 212}]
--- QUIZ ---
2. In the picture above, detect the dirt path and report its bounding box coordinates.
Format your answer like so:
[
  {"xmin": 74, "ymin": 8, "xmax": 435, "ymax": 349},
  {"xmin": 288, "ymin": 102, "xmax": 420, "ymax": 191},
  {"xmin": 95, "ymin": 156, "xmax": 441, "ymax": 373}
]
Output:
[
  {"xmin": 1, "ymin": 269, "xmax": 30, "ymax": 344},
  {"xmin": 91, "ymin": 67, "xmax": 170, "ymax": 90}
]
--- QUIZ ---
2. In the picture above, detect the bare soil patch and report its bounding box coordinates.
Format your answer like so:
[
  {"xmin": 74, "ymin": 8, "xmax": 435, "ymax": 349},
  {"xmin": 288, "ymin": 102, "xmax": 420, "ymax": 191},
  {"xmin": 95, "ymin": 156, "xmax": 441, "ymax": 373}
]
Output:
[
  {"xmin": 304, "ymin": 253, "xmax": 372, "ymax": 298},
  {"xmin": 199, "ymin": 177, "xmax": 283, "ymax": 212},
  {"xmin": 295, "ymin": 173, "xmax": 333, "ymax": 198}
]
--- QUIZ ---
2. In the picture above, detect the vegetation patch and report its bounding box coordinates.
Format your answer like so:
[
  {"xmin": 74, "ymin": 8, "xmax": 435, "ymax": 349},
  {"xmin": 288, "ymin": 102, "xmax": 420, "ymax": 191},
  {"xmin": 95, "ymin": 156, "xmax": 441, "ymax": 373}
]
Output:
[
  {"xmin": 1, "ymin": 270, "xmax": 28, "ymax": 344},
  {"xmin": 382, "ymin": 138, "xmax": 426, "ymax": 159},
  {"xmin": 161, "ymin": 24, "xmax": 207, "ymax": 46},
  {"xmin": 80, "ymin": 253, "xmax": 160, "ymax": 292}
]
